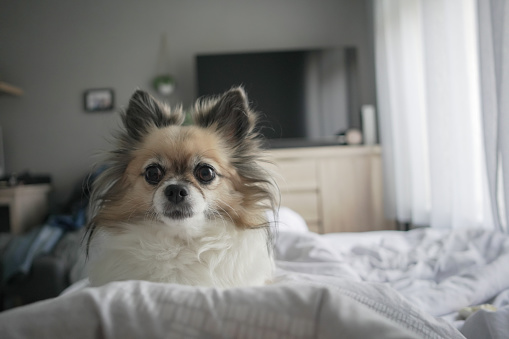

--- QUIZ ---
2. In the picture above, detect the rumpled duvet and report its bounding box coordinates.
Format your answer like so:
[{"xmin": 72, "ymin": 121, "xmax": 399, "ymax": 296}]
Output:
[
  {"xmin": 275, "ymin": 224, "xmax": 509, "ymax": 339},
  {"xmin": 4, "ymin": 207, "xmax": 509, "ymax": 338}
]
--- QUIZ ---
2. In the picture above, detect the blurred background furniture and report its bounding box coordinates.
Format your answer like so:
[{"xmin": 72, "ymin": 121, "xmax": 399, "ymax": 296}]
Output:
[
  {"xmin": 0, "ymin": 184, "xmax": 51, "ymax": 234},
  {"xmin": 265, "ymin": 145, "xmax": 393, "ymax": 234}
]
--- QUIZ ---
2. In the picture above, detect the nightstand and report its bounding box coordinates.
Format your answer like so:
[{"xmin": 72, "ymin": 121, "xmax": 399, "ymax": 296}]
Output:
[{"xmin": 0, "ymin": 184, "xmax": 51, "ymax": 234}]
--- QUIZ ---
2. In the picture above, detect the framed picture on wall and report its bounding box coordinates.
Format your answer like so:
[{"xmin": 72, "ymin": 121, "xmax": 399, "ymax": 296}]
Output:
[{"xmin": 84, "ymin": 88, "xmax": 114, "ymax": 112}]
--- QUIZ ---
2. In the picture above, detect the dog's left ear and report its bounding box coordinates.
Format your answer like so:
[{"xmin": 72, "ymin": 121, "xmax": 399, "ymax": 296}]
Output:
[{"xmin": 194, "ymin": 87, "xmax": 256, "ymax": 143}]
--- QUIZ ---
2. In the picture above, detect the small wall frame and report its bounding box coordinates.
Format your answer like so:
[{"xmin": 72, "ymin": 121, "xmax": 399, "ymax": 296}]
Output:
[{"xmin": 84, "ymin": 88, "xmax": 114, "ymax": 112}]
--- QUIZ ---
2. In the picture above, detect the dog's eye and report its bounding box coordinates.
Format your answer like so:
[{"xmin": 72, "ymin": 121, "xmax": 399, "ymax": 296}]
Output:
[
  {"xmin": 195, "ymin": 165, "xmax": 216, "ymax": 184},
  {"xmin": 145, "ymin": 165, "xmax": 164, "ymax": 185}
]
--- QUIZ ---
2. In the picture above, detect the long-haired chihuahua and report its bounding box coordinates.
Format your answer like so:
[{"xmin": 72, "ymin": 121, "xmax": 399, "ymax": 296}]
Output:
[{"xmin": 85, "ymin": 87, "xmax": 277, "ymax": 288}]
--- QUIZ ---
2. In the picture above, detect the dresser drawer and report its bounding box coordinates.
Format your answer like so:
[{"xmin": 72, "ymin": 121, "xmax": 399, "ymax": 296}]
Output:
[
  {"xmin": 280, "ymin": 191, "xmax": 320, "ymax": 226},
  {"xmin": 265, "ymin": 145, "xmax": 391, "ymax": 234},
  {"xmin": 306, "ymin": 221, "xmax": 323, "ymax": 234},
  {"xmin": 270, "ymin": 159, "xmax": 317, "ymax": 192}
]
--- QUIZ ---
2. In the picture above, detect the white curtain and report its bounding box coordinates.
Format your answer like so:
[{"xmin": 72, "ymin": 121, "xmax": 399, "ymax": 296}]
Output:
[
  {"xmin": 478, "ymin": 0, "xmax": 509, "ymax": 232},
  {"xmin": 375, "ymin": 0, "xmax": 495, "ymax": 229}
]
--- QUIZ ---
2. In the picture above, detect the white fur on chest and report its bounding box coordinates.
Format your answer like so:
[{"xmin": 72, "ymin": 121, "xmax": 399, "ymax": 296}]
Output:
[{"xmin": 87, "ymin": 220, "xmax": 273, "ymax": 288}]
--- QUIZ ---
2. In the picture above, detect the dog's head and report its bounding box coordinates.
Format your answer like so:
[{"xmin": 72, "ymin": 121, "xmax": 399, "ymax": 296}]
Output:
[{"xmin": 86, "ymin": 88, "xmax": 276, "ymax": 250}]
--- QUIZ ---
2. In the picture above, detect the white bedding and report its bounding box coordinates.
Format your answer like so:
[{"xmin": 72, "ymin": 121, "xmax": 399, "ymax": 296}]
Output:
[
  {"xmin": 2, "ymin": 208, "xmax": 509, "ymax": 338},
  {"xmin": 276, "ymin": 227, "xmax": 509, "ymax": 317},
  {"xmin": 0, "ymin": 279, "xmax": 459, "ymax": 339},
  {"xmin": 274, "ymin": 209, "xmax": 509, "ymax": 339}
]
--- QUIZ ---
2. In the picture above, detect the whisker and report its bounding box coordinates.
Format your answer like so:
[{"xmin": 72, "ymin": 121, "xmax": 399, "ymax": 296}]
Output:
[
  {"xmin": 214, "ymin": 204, "xmax": 235, "ymax": 224},
  {"xmin": 211, "ymin": 208, "xmax": 228, "ymax": 228},
  {"xmin": 215, "ymin": 198, "xmax": 240, "ymax": 218}
]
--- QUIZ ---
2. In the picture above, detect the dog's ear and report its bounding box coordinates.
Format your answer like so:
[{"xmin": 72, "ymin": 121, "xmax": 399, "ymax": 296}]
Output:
[
  {"xmin": 194, "ymin": 87, "xmax": 256, "ymax": 143},
  {"xmin": 122, "ymin": 90, "xmax": 184, "ymax": 141}
]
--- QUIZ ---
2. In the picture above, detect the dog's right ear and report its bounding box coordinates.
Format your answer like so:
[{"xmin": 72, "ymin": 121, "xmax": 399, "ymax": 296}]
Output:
[{"xmin": 122, "ymin": 90, "xmax": 184, "ymax": 141}]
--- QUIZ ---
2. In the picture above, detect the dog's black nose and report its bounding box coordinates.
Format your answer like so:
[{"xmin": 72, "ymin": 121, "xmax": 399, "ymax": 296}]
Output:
[{"xmin": 164, "ymin": 184, "xmax": 188, "ymax": 204}]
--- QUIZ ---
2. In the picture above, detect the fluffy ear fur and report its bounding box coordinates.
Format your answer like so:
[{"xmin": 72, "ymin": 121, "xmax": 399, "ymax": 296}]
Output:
[
  {"xmin": 193, "ymin": 87, "xmax": 256, "ymax": 144},
  {"xmin": 123, "ymin": 90, "xmax": 184, "ymax": 141}
]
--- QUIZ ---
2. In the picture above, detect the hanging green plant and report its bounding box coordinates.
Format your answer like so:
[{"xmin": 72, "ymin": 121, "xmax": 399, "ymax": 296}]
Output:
[{"xmin": 153, "ymin": 74, "xmax": 175, "ymax": 96}]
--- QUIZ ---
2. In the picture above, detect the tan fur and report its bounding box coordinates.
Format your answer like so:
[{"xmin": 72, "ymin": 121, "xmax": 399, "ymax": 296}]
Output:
[{"xmin": 93, "ymin": 124, "xmax": 269, "ymax": 235}]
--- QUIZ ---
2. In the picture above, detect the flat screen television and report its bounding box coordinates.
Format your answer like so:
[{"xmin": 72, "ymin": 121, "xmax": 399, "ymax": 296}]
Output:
[{"xmin": 196, "ymin": 47, "xmax": 359, "ymax": 147}]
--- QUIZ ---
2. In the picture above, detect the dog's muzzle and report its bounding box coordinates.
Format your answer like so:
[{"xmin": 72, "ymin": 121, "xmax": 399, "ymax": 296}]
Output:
[{"xmin": 162, "ymin": 184, "xmax": 193, "ymax": 220}]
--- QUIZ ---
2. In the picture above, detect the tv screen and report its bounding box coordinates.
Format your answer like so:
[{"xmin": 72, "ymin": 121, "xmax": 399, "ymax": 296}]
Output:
[{"xmin": 196, "ymin": 47, "xmax": 358, "ymax": 144}]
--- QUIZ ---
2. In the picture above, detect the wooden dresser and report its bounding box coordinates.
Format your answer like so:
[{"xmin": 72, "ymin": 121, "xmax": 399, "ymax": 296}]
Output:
[
  {"xmin": 264, "ymin": 145, "xmax": 394, "ymax": 233},
  {"xmin": 0, "ymin": 184, "xmax": 51, "ymax": 234}
]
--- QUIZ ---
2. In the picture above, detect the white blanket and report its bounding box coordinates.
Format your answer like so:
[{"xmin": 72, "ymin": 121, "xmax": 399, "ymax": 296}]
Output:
[
  {"xmin": 275, "ymin": 214, "xmax": 509, "ymax": 339},
  {"xmin": 7, "ymin": 207, "xmax": 508, "ymax": 338},
  {"xmin": 276, "ymin": 227, "xmax": 509, "ymax": 318},
  {"xmin": 0, "ymin": 278, "xmax": 462, "ymax": 339}
]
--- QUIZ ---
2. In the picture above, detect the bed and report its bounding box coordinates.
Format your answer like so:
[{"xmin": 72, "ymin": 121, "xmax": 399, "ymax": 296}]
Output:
[{"xmin": 1, "ymin": 207, "xmax": 508, "ymax": 338}]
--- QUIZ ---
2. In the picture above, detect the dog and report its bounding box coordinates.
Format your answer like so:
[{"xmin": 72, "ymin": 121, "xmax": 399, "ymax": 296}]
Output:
[{"xmin": 84, "ymin": 87, "xmax": 277, "ymax": 288}]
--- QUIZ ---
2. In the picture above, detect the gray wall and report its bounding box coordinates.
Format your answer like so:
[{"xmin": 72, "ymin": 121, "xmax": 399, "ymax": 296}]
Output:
[{"xmin": 0, "ymin": 0, "xmax": 376, "ymax": 207}]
